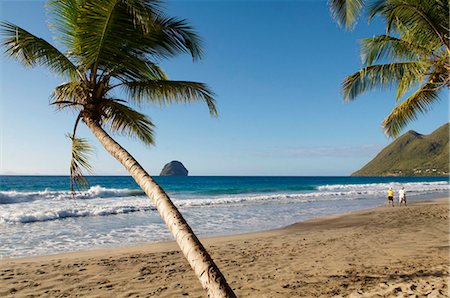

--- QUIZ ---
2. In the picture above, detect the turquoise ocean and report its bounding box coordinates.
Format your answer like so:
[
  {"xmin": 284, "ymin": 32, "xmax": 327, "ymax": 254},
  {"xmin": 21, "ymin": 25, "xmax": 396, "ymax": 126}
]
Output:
[{"xmin": 0, "ymin": 175, "xmax": 448, "ymax": 258}]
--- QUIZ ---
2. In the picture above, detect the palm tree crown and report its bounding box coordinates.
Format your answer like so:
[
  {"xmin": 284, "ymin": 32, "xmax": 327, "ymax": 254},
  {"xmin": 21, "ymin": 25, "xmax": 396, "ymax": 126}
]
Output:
[
  {"xmin": 1, "ymin": 0, "xmax": 216, "ymax": 187},
  {"xmin": 342, "ymin": 0, "xmax": 449, "ymax": 137}
]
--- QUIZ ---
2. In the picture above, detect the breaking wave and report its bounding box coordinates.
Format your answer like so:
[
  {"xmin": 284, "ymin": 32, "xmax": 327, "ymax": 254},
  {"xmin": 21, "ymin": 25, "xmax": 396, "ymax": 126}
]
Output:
[
  {"xmin": 1, "ymin": 181, "xmax": 448, "ymax": 224},
  {"xmin": 0, "ymin": 185, "xmax": 144, "ymax": 204}
]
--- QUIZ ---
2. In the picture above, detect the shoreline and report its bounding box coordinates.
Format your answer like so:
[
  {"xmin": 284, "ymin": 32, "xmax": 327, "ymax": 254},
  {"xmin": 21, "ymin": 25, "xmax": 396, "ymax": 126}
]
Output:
[
  {"xmin": 1, "ymin": 197, "xmax": 448, "ymax": 297},
  {"xmin": 2, "ymin": 177, "xmax": 448, "ymax": 259},
  {"xmin": 1, "ymin": 196, "xmax": 448, "ymax": 263}
]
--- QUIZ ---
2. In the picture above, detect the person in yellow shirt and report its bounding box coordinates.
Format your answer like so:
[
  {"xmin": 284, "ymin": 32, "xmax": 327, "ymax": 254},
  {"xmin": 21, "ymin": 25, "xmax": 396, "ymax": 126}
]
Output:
[{"xmin": 387, "ymin": 187, "xmax": 394, "ymax": 207}]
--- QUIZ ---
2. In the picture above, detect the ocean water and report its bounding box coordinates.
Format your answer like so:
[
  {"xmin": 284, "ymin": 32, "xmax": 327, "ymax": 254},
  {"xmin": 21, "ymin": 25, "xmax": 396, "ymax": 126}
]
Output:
[{"xmin": 0, "ymin": 175, "xmax": 448, "ymax": 258}]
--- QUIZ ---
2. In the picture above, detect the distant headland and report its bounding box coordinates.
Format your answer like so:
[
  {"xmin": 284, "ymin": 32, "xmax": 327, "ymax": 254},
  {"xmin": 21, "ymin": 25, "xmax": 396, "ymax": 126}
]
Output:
[{"xmin": 352, "ymin": 123, "xmax": 449, "ymax": 177}]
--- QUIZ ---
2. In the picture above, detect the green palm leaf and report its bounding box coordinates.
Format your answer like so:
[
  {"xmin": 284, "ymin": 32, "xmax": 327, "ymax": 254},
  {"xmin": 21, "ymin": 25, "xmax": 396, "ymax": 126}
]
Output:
[
  {"xmin": 103, "ymin": 101, "xmax": 155, "ymax": 145},
  {"xmin": 383, "ymin": 76, "xmax": 444, "ymax": 137},
  {"xmin": 121, "ymin": 80, "xmax": 217, "ymax": 116},
  {"xmin": 67, "ymin": 134, "xmax": 93, "ymax": 192},
  {"xmin": 146, "ymin": 15, "xmax": 203, "ymax": 60},
  {"xmin": 107, "ymin": 59, "xmax": 167, "ymax": 83},
  {"xmin": 50, "ymin": 81, "xmax": 87, "ymax": 110},
  {"xmin": 361, "ymin": 35, "xmax": 433, "ymax": 66},
  {"xmin": 0, "ymin": 21, "xmax": 79, "ymax": 79},
  {"xmin": 328, "ymin": 0, "xmax": 365, "ymax": 29},
  {"xmin": 343, "ymin": 62, "xmax": 429, "ymax": 101},
  {"xmin": 46, "ymin": 0, "xmax": 80, "ymax": 51},
  {"xmin": 368, "ymin": 0, "xmax": 449, "ymax": 50}
]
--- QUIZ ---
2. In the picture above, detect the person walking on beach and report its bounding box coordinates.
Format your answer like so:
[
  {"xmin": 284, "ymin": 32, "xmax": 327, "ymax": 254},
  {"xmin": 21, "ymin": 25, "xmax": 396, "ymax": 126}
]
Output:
[
  {"xmin": 387, "ymin": 187, "xmax": 394, "ymax": 207},
  {"xmin": 399, "ymin": 187, "xmax": 407, "ymax": 206}
]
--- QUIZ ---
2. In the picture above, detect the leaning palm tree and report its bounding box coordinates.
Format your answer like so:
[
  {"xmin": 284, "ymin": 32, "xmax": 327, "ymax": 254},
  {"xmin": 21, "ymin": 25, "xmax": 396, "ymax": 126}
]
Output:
[
  {"xmin": 1, "ymin": 0, "xmax": 235, "ymax": 297},
  {"xmin": 340, "ymin": 0, "xmax": 449, "ymax": 137}
]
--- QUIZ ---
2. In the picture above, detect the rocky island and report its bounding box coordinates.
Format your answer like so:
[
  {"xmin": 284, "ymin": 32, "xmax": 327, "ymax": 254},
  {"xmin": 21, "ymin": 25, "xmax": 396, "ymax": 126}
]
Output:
[{"xmin": 160, "ymin": 161, "xmax": 189, "ymax": 176}]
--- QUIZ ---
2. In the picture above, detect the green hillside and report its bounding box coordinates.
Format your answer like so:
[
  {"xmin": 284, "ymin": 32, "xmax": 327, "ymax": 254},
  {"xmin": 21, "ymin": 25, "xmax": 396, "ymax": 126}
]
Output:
[{"xmin": 352, "ymin": 123, "xmax": 449, "ymax": 176}]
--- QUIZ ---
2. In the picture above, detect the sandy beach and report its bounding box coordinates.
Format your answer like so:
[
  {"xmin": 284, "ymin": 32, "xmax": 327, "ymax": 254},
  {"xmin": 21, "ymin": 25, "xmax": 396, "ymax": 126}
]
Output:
[{"xmin": 1, "ymin": 198, "xmax": 448, "ymax": 297}]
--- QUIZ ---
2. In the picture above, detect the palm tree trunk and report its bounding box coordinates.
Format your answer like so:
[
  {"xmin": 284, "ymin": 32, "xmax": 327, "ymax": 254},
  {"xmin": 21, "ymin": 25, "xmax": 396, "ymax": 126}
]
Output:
[{"xmin": 84, "ymin": 117, "xmax": 236, "ymax": 298}]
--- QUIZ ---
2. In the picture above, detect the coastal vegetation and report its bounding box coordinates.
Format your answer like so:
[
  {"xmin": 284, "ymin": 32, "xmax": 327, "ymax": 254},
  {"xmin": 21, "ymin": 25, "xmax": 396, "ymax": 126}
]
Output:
[
  {"xmin": 0, "ymin": 0, "xmax": 235, "ymax": 296},
  {"xmin": 329, "ymin": 0, "xmax": 449, "ymax": 137},
  {"xmin": 352, "ymin": 123, "xmax": 449, "ymax": 176}
]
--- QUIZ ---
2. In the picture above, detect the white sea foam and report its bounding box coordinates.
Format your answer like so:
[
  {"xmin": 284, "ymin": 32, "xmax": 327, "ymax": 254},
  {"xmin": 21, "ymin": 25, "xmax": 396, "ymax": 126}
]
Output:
[
  {"xmin": 1, "ymin": 181, "xmax": 447, "ymax": 225},
  {"xmin": 0, "ymin": 185, "xmax": 143, "ymax": 204},
  {"xmin": 175, "ymin": 181, "xmax": 449, "ymax": 207},
  {"xmin": 174, "ymin": 191, "xmax": 355, "ymax": 208},
  {"xmin": 0, "ymin": 205, "xmax": 156, "ymax": 224},
  {"xmin": 317, "ymin": 181, "xmax": 449, "ymax": 192},
  {"xmin": 0, "ymin": 198, "xmax": 156, "ymax": 224}
]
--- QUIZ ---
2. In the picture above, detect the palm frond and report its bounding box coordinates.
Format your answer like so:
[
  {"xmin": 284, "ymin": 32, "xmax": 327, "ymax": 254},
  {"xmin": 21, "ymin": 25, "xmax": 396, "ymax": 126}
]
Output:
[
  {"xmin": 116, "ymin": 0, "xmax": 161, "ymax": 33},
  {"xmin": 77, "ymin": 0, "xmax": 124, "ymax": 71},
  {"xmin": 122, "ymin": 80, "xmax": 217, "ymax": 116},
  {"xmin": 103, "ymin": 101, "xmax": 155, "ymax": 145},
  {"xmin": 0, "ymin": 21, "xmax": 79, "ymax": 79},
  {"xmin": 46, "ymin": 0, "xmax": 81, "ymax": 58},
  {"xmin": 368, "ymin": 0, "xmax": 449, "ymax": 50},
  {"xmin": 50, "ymin": 81, "xmax": 87, "ymax": 110},
  {"xmin": 366, "ymin": 0, "xmax": 385, "ymax": 21},
  {"xmin": 145, "ymin": 14, "xmax": 203, "ymax": 60},
  {"xmin": 67, "ymin": 134, "xmax": 93, "ymax": 192},
  {"xmin": 383, "ymin": 76, "xmax": 445, "ymax": 137},
  {"xmin": 64, "ymin": 0, "xmax": 201, "ymax": 75},
  {"xmin": 108, "ymin": 59, "xmax": 167, "ymax": 83},
  {"xmin": 343, "ymin": 62, "xmax": 429, "ymax": 101},
  {"xmin": 361, "ymin": 35, "xmax": 434, "ymax": 66},
  {"xmin": 328, "ymin": 0, "xmax": 364, "ymax": 30}
]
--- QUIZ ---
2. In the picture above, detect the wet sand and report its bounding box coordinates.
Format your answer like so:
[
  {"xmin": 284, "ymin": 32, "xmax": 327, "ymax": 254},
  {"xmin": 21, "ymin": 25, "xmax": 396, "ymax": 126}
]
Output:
[{"xmin": 1, "ymin": 198, "xmax": 448, "ymax": 297}]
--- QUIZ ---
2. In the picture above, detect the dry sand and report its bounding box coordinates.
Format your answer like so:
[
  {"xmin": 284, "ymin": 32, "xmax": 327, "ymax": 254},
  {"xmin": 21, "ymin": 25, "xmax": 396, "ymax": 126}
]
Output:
[{"xmin": 1, "ymin": 198, "xmax": 449, "ymax": 297}]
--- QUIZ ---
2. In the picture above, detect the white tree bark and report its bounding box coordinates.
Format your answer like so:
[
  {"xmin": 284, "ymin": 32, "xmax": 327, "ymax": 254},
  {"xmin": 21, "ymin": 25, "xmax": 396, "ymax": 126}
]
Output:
[{"xmin": 84, "ymin": 117, "xmax": 236, "ymax": 298}]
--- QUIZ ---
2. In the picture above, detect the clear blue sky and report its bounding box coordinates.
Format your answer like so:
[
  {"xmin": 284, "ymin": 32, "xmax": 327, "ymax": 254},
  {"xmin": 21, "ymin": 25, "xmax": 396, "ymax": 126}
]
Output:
[{"xmin": 0, "ymin": 0, "xmax": 448, "ymax": 176}]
